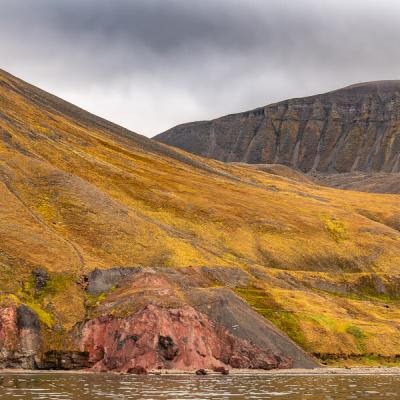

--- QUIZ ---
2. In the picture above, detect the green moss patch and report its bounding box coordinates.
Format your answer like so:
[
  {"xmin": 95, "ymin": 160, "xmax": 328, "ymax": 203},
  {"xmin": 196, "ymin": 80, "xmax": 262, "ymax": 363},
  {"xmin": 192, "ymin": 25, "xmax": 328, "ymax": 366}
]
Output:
[{"xmin": 235, "ymin": 287, "xmax": 307, "ymax": 348}]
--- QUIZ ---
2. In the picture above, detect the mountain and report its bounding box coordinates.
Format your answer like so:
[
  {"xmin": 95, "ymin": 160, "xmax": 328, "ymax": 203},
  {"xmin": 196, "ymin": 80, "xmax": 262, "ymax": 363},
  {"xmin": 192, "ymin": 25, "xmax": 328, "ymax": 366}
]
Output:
[
  {"xmin": 155, "ymin": 81, "xmax": 400, "ymax": 193},
  {"xmin": 0, "ymin": 70, "xmax": 400, "ymax": 371}
]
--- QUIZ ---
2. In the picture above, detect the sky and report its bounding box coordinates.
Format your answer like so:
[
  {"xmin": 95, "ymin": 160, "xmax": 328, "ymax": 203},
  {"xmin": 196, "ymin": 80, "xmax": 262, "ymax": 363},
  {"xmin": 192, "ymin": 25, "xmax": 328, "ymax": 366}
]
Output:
[{"xmin": 1, "ymin": 0, "xmax": 400, "ymax": 137}]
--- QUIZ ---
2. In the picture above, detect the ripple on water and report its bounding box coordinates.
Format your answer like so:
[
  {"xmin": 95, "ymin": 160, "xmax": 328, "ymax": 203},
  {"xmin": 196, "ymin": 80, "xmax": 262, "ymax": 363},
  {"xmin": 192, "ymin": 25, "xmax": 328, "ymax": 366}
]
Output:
[{"xmin": 0, "ymin": 374, "xmax": 399, "ymax": 399}]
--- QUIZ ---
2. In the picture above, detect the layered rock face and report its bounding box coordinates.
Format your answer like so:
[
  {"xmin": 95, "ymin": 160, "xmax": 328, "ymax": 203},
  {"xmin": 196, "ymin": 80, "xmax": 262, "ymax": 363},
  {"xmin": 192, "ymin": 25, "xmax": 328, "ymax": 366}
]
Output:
[
  {"xmin": 156, "ymin": 81, "xmax": 400, "ymax": 174},
  {"xmin": 0, "ymin": 305, "xmax": 41, "ymax": 368},
  {"xmin": 80, "ymin": 304, "xmax": 291, "ymax": 372}
]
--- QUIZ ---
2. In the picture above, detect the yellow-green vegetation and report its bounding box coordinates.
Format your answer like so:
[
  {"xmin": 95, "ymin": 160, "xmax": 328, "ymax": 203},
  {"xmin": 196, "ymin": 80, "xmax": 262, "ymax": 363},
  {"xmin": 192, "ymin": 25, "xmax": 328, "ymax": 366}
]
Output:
[
  {"xmin": 15, "ymin": 272, "xmax": 85, "ymax": 332},
  {"xmin": 235, "ymin": 288, "xmax": 307, "ymax": 348},
  {"xmin": 322, "ymin": 216, "xmax": 347, "ymax": 242},
  {"xmin": 236, "ymin": 273, "xmax": 400, "ymax": 365},
  {"xmin": 320, "ymin": 354, "xmax": 400, "ymax": 367},
  {"xmin": 16, "ymin": 279, "xmax": 55, "ymax": 328},
  {"xmin": 86, "ymin": 291, "xmax": 109, "ymax": 309},
  {"xmin": 0, "ymin": 69, "xmax": 400, "ymax": 365}
]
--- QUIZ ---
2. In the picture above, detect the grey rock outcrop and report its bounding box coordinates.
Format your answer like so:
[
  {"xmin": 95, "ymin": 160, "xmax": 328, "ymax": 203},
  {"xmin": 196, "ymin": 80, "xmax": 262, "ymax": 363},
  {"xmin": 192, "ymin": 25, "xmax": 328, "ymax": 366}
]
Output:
[
  {"xmin": 156, "ymin": 81, "xmax": 400, "ymax": 174},
  {"xmin": 86, "ymin": 267, "xmax": 142, "ymax": 295}
]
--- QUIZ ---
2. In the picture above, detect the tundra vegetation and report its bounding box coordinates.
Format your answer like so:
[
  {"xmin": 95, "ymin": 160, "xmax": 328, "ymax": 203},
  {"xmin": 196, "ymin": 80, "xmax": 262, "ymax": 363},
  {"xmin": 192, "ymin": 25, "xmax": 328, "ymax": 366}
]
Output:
[{"xmin": 0, "ymin": 70, "xmax": 399, "ymax": 367}]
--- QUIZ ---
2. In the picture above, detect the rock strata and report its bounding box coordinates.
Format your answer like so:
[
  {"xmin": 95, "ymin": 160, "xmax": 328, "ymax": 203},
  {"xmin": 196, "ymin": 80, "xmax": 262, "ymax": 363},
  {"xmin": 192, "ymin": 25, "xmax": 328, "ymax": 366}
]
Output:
[{"xmin": 156, "ymin": 81, "xmax": 400, "ymax": 174}]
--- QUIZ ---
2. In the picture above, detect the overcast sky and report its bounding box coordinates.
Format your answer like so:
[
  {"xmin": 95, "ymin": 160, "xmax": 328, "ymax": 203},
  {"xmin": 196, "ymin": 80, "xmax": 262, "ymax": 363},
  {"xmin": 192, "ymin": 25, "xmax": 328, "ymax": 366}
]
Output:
[{"xmin": 1, "ymin": 0, "xmax": 399, "ymax": 136}]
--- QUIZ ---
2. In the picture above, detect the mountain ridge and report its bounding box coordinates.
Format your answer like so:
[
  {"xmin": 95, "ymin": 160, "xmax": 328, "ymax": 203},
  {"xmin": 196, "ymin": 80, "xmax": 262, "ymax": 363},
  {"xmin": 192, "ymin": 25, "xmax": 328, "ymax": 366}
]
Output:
[{"xmin": 155, "ymin": 80, "xmax": 400, "ymax": 182}]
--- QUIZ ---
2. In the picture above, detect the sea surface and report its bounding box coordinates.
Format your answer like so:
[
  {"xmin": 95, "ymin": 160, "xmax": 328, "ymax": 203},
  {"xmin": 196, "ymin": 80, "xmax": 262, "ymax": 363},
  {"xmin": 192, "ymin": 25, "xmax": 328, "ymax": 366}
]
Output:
[{"xmin": 0, "ymin": 373, "xmax": 399, "ymax": 399}]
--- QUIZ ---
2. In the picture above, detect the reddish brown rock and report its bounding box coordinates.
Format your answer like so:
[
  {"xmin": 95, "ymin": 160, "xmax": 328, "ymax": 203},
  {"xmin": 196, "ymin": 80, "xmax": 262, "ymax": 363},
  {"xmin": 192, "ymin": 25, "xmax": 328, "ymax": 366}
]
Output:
[
  {"xmin": 0, "ymin": 305, "xmax": 41, "ymax": 369},
  {"xmin": 0, "ymin": 306, "xmax": 19, "ymax": 351},
  {"xmin": 195, "ymin": 368, "xmax": 207, "ymax": 375},
  {"xmin": 213, "ymin": 366, "xmax": 229, "ymax": 375},
  {"xmin": 127, "ymin": 366, "xmax": 148, "ymax": 375},
  {"xmin": 38, "ymin": 351, "xmax": 92, "ymax": 370},
  {"xmin": 80, "ymin": 304, "xmax": 292, "ymax": 372}
]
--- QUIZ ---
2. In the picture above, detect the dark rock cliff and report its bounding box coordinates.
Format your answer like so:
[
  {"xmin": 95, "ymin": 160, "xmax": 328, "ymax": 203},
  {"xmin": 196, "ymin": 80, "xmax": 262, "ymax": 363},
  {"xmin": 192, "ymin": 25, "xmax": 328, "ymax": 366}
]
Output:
[{"xmin": 156, "ymin": 81, "xmax": 400, "ymax": 174}]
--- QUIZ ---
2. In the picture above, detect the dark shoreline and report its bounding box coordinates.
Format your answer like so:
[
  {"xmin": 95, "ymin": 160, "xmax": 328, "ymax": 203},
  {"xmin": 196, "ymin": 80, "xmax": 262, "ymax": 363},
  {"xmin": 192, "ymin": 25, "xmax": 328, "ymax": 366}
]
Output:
[{"xmin": 2, "ymin": 367, "xmax": 400, "ymax": 376}]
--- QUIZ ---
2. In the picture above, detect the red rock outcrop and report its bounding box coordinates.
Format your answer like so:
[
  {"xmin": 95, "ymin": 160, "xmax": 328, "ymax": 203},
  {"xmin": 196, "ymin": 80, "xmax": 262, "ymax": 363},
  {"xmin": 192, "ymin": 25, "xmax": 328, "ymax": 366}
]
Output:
[
  {"xmin": 0, "ymin": 305, "xmax": 41, "ymax": 368},
  {"xmin": 0, "ymin": 306, "xmax": 19, "ymax": 351},
  {"xmin": 80, "ymin": 304, "xmax": 292, "ymax": 372}
]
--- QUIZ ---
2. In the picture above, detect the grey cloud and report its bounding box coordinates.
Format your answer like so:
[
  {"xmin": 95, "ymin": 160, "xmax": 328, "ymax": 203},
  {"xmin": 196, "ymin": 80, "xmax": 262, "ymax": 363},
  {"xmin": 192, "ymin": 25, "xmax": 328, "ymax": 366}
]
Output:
[{"xmin": 0, "ymin": 0, "xmax": 400, "ymax": 135}]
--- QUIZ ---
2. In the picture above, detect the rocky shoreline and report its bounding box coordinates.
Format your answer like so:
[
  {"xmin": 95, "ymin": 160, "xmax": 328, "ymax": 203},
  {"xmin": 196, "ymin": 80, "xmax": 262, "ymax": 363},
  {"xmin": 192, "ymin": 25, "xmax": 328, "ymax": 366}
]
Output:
[{"xmin": 2, "ymin": 367, "xmax": 400, "ymax": 376}]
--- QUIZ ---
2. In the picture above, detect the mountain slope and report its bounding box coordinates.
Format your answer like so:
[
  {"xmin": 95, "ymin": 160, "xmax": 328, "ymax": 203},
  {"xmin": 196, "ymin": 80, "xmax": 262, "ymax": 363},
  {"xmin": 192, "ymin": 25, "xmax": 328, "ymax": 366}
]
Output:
[
  {"xmin": 315, "ymin": 172, "xmax": 400, "ymax": 194},
  {"xmin": 155, "ymin": 81, "xmax": 400, "ymax": 192},
  {"xmin": 0, "ymin": 70, "xmax": 400, "ymax": 369}
]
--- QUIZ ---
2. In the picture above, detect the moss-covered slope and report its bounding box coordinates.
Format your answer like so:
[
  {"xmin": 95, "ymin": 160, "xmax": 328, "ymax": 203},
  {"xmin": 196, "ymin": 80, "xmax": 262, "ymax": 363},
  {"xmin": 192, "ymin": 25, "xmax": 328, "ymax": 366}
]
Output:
[{"xmin": 0, "ymin": 69, "xmax": 399, "ymax": 366}]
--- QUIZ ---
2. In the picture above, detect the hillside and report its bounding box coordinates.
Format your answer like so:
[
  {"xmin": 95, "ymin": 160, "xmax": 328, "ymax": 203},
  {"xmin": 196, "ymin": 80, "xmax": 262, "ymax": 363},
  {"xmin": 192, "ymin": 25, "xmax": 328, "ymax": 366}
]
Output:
[
  {"xmin": 0, "ymin": 70, "xmax": 400, "ymax": 370},
  {"xmin": 315, "ymin": 172, "xmax": 400, "ymax": 194},
  {"xmin": 156, "ymin": 81, "xmax": 400, "ymax": 193}
]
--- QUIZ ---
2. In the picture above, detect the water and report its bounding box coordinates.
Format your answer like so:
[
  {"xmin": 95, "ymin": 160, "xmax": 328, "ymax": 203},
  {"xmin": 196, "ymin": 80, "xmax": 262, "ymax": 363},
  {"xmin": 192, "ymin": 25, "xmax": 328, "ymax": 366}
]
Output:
[{"xmin": 0, "ymin": 373, "xmax": 399, "ymax": 399}]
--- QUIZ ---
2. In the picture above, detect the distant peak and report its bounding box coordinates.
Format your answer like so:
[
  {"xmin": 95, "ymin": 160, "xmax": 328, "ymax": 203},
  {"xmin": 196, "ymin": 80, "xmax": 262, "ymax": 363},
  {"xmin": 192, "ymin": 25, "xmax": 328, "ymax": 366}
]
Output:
[{"xmin": 337, "ymin": 80, "xmax": 400, "ymax": 94}]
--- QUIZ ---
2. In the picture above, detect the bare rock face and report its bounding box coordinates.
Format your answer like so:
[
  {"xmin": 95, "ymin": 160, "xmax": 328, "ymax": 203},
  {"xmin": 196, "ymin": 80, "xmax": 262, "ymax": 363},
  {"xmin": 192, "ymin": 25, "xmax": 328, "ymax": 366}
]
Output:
[
  {"xmin": 186, "ymin": 288, "xmax": 317, "ymax": 369},
  {"xmin": 0, "ymin": 305, "xmax": 41, "ymax": 368},
  {"xmin": 156, "ymin": 81, "xmax": 400, "ymax": 174},
  {"xmin": 86, "ymin": 267, "xmax": 142, "ymax": 295},
  {"xmin": 37, "ymin": 351, "xmax": 92, "ymax": 370},
  {"xmin": 80, "ymin": 304, "xmax": 291, "ymax": 372}
]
